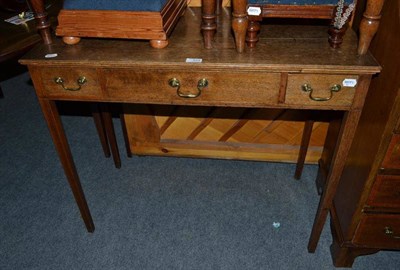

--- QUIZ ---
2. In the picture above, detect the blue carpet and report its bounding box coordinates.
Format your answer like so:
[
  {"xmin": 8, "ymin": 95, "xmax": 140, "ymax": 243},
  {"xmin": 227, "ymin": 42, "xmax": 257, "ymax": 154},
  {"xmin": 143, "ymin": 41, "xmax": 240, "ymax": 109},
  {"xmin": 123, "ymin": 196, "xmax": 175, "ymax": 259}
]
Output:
[{"xmin": 1, "ymin": 72, "xmax": 399, "ymax": 269}]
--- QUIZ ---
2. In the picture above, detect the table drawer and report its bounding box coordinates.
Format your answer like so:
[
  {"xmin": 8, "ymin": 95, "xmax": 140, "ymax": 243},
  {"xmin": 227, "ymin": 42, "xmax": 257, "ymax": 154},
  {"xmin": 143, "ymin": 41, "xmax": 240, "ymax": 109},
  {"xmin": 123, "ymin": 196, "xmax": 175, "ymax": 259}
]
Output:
[
  {"xmin": 39, "ymin": 68, "xmax": 102, "ymax": 99},
  {"xmin": 103, "ymin": 69, "xmax": 281, "ymax": 106},
  {"xmin": 285, "ymin": 74, "xmax": 358, "ymax": 108},
  {"xmin": 354, "ymin": 213, "xmax": 400, "ymax": 249},
  {"xmin": 382, "ymin": 134, "xmax": 400, "ymax": 169},
  {"xmin": 367, "ymin": 175, "xmax": 400, "ymax": 208}
]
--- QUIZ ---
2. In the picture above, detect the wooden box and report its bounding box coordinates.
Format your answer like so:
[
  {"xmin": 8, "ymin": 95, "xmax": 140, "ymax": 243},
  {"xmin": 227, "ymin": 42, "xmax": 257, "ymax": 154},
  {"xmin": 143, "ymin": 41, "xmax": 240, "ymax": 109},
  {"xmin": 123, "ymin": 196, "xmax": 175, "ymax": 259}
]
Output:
[{"xmin": 55, "ymin": 0, "xmax": 187, "ymax": 48}]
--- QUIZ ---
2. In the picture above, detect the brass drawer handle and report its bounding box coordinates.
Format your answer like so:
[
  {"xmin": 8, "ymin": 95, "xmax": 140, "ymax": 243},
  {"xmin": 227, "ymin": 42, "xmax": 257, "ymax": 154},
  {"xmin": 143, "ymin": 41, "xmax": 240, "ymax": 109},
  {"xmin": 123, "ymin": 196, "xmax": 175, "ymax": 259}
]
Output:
[
  {"xmin": 168, "ymin": 78, "xmax": 208, "ymax": 98},
  {"xmin": 54, "ymin": 76, "xmax": 87, "ymax": 91},
  {"xmin": 301, "ymin": 83, "xmax": 341, "ymax": 101},
  {"xmin": 384, "ymin": 227, "xmax": 400, "ymax": 239}
]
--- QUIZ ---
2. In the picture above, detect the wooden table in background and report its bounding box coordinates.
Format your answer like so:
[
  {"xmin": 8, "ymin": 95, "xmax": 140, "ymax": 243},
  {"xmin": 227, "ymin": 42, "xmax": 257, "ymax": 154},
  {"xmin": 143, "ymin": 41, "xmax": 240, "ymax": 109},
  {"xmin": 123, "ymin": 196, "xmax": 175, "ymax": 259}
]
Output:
[{"xmin": 0, "ymin": 0, "xmax": 61, "ymax": 97}]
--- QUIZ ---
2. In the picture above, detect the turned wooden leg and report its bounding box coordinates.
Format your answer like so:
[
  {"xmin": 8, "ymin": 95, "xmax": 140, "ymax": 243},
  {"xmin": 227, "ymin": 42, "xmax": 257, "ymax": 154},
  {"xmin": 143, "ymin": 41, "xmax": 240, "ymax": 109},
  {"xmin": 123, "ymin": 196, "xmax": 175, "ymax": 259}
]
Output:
[
  {"xmin": 294, "ymin": 119, "xmax": 314, "ymax": 180},
  {"xmin": 246, "ymin": 20, "xmax": 260, "ymax": 49},
  {"xmin": 232, "ymin": 0, "xmax": 248, "ymax": 53},
  {"xmin": 62, "ymin": 36, "xmax": 81, "ymax": 45},
  {"xmin": 201, "ymin": 0, "xmax": 217, "ymax": 49},
  {"xmin": 38, "ymin": 98, "xmax": 94, "ymax": 232},
  {"xmin": 149, "ymin": 39, "xmax": 169, "ymax": 49},
  {"xmin": 358, "ymin": 0, "xmax": 385, "ymax": 55},
  {"xmin": 27, "ymin": 0, "xmax": 52, "ymax": 44}
]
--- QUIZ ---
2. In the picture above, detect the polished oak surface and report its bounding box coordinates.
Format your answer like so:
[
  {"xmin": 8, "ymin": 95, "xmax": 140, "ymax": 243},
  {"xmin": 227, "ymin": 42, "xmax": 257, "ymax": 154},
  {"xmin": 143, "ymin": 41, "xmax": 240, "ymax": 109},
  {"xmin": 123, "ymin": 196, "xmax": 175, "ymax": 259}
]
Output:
[{"xmin": 21, "ymin": 8, "xmax": 378, "ymax": 72}]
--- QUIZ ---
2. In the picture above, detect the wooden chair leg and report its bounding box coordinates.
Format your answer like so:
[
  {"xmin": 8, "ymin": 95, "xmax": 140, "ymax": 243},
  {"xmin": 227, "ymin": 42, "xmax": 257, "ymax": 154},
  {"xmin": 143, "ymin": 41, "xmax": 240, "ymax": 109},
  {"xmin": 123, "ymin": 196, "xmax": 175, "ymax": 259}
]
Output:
[
  {"xmin": 294, "ymin": 119, "xmax": 314, "ymax": 179},
  {"xmin": 215, "ymin": 0, "xmax": 223, "ymax": 15},
  {"xmin": 246, "ymin": 20, "xmax": 260, "ymax": 48},
  {"xmin": 91, "ymin": 104, "xmax": 111, "ymax": 158},
  {"xmin": 27, "ymin": 0, "xmax": 52, "ymax": 44},
  {"xmin": 328, "ymin": 25, "xmax": 348, "ymax": 49},
  {"xmin": 358, "ymin": 0, "xmax": 385, "ymax": 55},
  {"xmin": 100, "ymin": 104, "xmax": 121, "ymax": 169},
  {"xmin": 201, "ymin": 0, "xmax": 217, "ymax": 49},
  {"xmin": 232, "ymin": 0, "xmax": 249, "ymax": 53},
  {"xmin": 0, "ymin": 85, "xmax": 4, "ymax": 98}
]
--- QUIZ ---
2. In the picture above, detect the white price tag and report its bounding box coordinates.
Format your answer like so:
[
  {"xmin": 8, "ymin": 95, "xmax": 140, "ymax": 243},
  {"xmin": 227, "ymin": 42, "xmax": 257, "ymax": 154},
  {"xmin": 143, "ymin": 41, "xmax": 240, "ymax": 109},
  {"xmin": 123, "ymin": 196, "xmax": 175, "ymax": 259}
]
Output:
[
  {"xmin": 247, "ymin": 6, "xmax": 262, "ymax": 16},
  {"xmin": 342, "ymin": 78, "xmax": 357, "ymax": 87},
  {"xmin": 45, "ymin": 53, "xmax": 58, "ymax": 58},
  {"xmin": 186, "ymin": 58, "xmax": 202, "ymax": 63}
]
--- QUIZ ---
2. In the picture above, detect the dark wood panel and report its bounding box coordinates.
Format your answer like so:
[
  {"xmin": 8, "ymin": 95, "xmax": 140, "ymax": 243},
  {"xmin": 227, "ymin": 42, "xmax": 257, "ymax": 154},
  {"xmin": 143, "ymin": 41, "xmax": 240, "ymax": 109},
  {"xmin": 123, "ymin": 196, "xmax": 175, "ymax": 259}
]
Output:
[
  {"xmin": 367, "ymin": 175, "xmax": 400, "ymax": 209},
  {"xmin": 381, "ymin": 135, "xmax": 400, "ymax": 169}
]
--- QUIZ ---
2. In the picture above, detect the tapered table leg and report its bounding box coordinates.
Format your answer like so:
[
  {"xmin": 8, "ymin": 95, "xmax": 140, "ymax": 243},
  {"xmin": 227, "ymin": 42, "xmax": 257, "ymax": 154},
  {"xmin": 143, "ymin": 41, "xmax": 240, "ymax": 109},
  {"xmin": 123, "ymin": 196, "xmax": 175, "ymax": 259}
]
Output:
[
  {"xmin": 308, "ymin": 111, "xmax": 360, "ymax": 252},
  {"xmin": 294, "ymin": 119, "xmax": 314, "ymax": 180},
  {"xmin": 38, "ymin": 98, "xmax": 94, "ymax": 232},
  {"xmin": 91, "ymin": 104, "xmax": 111, "ymax": 158},
  {"xmin": 100, "ymin": 104, "xmax": 121, "ymax": 169},
  {"xmin": 308, "ymin": 75, "xmax": 372, "ymax": 252}
]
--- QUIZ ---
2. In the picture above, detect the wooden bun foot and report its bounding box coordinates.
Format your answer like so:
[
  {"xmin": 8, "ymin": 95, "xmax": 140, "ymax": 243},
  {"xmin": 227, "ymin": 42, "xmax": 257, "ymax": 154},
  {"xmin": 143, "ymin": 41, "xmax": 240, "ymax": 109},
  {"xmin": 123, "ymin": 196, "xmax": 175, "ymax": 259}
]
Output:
[
  {"xmin": 150, "ymin": 39, "xmax": 169, "ymax": 49},
  {"xmin": 62, "ymin": 36, "xmax": 81, "ymax": 45}
]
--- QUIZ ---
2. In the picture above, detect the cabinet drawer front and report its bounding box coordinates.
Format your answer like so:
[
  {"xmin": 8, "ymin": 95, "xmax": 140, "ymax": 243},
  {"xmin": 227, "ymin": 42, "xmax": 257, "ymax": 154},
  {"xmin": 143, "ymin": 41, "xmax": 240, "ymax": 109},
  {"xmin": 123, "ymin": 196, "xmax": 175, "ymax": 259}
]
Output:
[
  {"xmin": 285, "ymin": 74, "xmax": 358, "ymax": 108},
  {"xmin": 39, "ymin": 68, "xmax": 102, "ymax": 99},
  {"xmin": 368, "ymin": 175, "xmax": 400, "ymax": 208},
  {"xmin": 104, "ymin": 70, "xmax": 281, "ymax": 106},
  {"xmin": 382, "ymin": 134, "xmax": 400, "ymax": 169},
  {"xmin": 354, "ymin": 214, "xmax": 400, "ymax": 249}
]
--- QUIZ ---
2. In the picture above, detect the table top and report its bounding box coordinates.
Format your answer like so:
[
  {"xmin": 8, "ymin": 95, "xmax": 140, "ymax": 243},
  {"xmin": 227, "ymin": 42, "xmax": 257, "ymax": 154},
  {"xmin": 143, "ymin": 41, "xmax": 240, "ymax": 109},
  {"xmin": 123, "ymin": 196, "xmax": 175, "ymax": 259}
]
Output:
[{"xmin": 20, "ymin": 7, "xmax": 380, "ymax": 74}]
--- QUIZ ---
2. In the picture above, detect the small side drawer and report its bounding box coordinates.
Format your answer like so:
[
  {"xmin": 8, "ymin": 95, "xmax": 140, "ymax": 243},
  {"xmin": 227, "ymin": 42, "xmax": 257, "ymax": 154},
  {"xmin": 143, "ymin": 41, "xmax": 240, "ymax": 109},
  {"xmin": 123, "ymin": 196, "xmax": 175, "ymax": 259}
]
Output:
[
  {"xmin": 285, "ymin": 74, "xmax": 358, "ymax": 108},
  {"xmin": 104, "ymin": 69, "xmax": 281, "ymax": 107},
  {"xmin": 39, "ymin": 68, "xmax": 102, "ymax": 100},
  {"xmin": 382, "ymin": 134, "xmax": 400, "ymax": 169},
  {"xmin": 367, "ymin": 175, "xmax": 400, "ymax": 208},
  {"xmin": 353, "ymin": 213, "xmax": 400, "ymax": 249}
]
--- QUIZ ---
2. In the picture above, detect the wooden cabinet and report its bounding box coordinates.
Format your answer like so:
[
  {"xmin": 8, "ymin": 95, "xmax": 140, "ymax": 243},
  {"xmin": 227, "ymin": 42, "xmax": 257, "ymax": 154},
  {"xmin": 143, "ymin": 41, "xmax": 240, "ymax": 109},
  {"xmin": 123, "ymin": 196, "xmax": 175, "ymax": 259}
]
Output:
[{"xmin": 330, "ymin": 0, "xmax": 400, "ymax": 266}]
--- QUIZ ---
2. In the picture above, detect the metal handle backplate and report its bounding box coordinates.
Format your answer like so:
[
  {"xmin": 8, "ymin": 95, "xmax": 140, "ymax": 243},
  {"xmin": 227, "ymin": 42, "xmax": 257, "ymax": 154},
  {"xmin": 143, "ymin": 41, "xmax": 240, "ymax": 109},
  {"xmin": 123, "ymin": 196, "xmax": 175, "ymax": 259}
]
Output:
[
  {"xmin": 54, "ymin": 76, "xmax": 87, "ymax": 91},
  {"xmin": 301, "ymin": 83, "xmax": 341, "ymax": 101}
]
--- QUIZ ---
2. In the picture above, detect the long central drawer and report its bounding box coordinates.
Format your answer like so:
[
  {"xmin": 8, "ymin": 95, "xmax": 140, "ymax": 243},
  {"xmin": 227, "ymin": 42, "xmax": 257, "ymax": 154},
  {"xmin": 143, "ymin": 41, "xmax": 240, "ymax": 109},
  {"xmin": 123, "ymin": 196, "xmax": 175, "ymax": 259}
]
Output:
[{"xmin": 103, "ymin": 69, "xmax": 281, "ymax": 107}]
